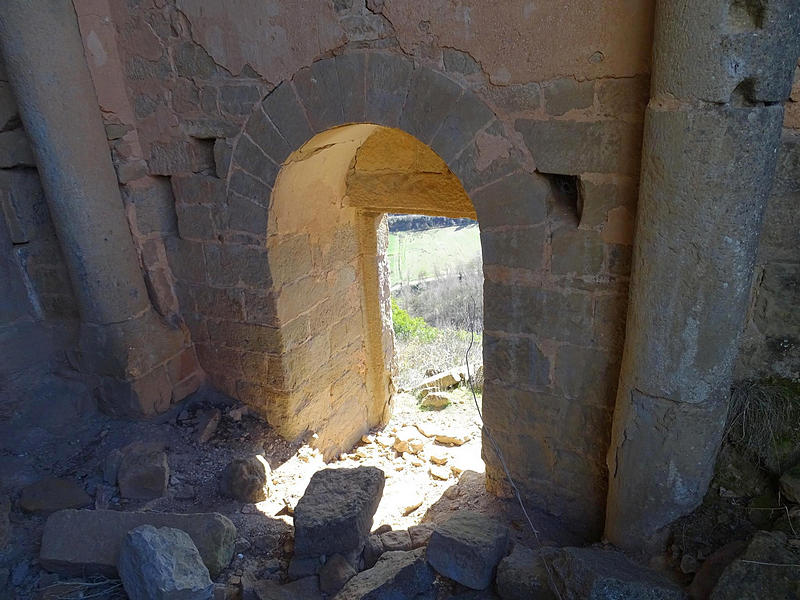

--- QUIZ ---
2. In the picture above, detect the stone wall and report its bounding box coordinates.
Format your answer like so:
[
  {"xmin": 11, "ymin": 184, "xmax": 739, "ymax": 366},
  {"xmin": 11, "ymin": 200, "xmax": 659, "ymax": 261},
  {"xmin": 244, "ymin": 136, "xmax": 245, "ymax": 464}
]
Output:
[
  {"xmin": 736, "ymin": 62, "xmax": 800, "ymax": 383},
  {"xmin": 0, "ymin": 54, "xmax": 79, "ymax": 377},
  {"xmin": 73, "ymin": 0, "xmax": 657, "ymax": 537}
]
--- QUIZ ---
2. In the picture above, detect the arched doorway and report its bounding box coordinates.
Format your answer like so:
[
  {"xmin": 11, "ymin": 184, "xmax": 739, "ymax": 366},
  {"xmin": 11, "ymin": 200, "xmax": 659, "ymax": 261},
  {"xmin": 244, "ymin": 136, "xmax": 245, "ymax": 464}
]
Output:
[{"xmin": 265, "ymin": 124, "xmax": 479, "ymax": 458}]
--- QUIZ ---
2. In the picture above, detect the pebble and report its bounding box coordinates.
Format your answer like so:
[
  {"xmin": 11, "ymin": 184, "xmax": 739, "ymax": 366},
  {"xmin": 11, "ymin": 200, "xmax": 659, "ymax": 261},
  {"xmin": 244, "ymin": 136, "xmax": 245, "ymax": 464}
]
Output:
[{"xmin": 429, "ymin": 465, "xmax": 450, "ymax": 480}]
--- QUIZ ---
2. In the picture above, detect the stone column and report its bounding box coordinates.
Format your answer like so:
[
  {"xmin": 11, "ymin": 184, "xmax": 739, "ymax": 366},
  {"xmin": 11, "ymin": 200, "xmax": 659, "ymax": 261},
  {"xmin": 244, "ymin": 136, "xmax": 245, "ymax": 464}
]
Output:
[
  {"xmin": 0, "ymin": 0, "xmax": 193, "ymax": 415},
  {"xmin": 605, "ymin": 0, "xmax": 799, "ymax": 551}
]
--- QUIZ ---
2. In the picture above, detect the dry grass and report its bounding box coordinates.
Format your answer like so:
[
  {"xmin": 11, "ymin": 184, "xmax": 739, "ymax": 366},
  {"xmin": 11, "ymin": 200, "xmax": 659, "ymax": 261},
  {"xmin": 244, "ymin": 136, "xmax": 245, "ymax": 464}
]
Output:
[
  {"xmin": 725, "ymin": 378, "xmax": 800, "ymax": 473},
  {"xmin": 393, "ymin": 327, "xmax": 483, "ymax": 392}
]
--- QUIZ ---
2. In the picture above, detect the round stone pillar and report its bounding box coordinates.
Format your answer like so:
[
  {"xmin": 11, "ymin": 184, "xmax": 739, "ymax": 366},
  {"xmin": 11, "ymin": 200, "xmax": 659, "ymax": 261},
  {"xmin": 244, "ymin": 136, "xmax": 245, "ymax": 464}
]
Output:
[
  {"xmin": 0, "ymin": 0, "xmax": 196, "ymax": 415},
  {"xmin": 605, "ymin": 0, "xmax": 800, "ymax": 551}
]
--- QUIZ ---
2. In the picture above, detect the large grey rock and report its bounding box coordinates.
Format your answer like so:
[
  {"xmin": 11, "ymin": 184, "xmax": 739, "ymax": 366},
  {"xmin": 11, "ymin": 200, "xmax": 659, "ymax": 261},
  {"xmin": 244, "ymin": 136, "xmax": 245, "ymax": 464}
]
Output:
[
  {"xmin": 18, "ymin": 477, "xmax": 91, "ymax": 514},
  {"xmin": 710, "ymin": 531, "xmax": 800, "ymax": 600},
  {"xmin": 333, "ymin": 548, "xmax": 434, "ymax": 600},
  {"xmin": 219, "ymin": 457, "xmax": 268, "ymax": 503},
  {"xmin": 496, "ymin": 545, "xmax": 556, "ymax": 600},
  {"xmin": 117, "ymin": 442, "xmax": 170, "ymax": 500},
  {"xmin": 118, "ymin": 525, "xmax": 213, "ymax": 600},
  {"xmin": 40, "ymin": 509, "xmax": 236, "ymax": 577},
  {"xmin": 426, "ymin": 511, "xmax": 509, "ymax": 590},
  {"xmin": 545, "ymin": 546, "xmax": 684, "ymax": 600},
  {"xmin": 294, "ymin": 467, "xmax": 384, "ymax": 558}
]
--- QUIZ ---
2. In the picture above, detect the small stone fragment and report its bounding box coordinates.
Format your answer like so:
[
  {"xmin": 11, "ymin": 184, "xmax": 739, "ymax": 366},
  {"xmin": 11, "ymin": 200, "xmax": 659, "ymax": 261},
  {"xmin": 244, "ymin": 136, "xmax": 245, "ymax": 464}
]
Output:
[
  {"xmin": 427, "ymin": 511, "xmax": 509, "ymax": 590},
  {"xmin": 429, "ymin": 452, "xmax": 448, "ymax": 466},
  {"xmin": 421, "ymin": 392, "xmax": 451, "ymax": 410},
  {"xmin": 403, "ymin": 497, "xmax": 424, "ymax": 516},
  {"xmin": 362, "ymin": 535, "xmax": 385, "ymax": 569},
  {"xmin": 118, "ymin": 525, "xmax": 213, "ymax": 600},
  {"xmin": 429, "ymin": 465, "xmax": 450, "ymax": 480},
  {"xmin": 408, "ymin": 526, "xmax": 435, "ymax": 553},
  {"xmin": 380, "ymin": 530, "xmax": 412, "ymax": 552},
  {"xmin": 219, "ymin": 457, "xmax": 268, "ymax": 503},
  {"xmin": 117, "ymin": 442, "xmax": 170, "ymax": 500},
  {"xmin": 319, "ymin": 554, "xmax": 357, "ymax": 595},
  {"xmin": 196, "ymin": 408, "xmax": 221, "ymax": 443},
  {"xmin": 434, "ymin": 430, "xmax": 470, "ymax": 446},
  {"xmin": 393, "ymin": 427, "xmax": 425, "ymax": 454},
  {"xmin": 19, "ymin": 478, "xmax": 91, "ymax": 514}
]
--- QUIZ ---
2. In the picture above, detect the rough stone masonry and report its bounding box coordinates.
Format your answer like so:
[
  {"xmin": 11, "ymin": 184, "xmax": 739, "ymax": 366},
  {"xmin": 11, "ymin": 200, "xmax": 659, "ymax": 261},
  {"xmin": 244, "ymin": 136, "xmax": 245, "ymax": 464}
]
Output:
[{"xmin": 0, "ymin": 0, "xmax": 798, "ymax": 552}]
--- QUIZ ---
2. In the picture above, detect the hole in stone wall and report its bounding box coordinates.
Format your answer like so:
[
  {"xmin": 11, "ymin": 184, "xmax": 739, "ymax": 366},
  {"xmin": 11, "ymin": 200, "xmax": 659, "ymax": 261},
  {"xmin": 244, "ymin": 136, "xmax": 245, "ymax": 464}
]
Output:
[
  {"xmin": 731, "ymin": 78, "xmax": 758, "ymax": 107},
  {"xmin": 540, "ymin": 172, "xmax": 582, "ymax": 224},
  {"xmin": 728, "ymin": 0, "xmax": 767, "ymax": 30}
]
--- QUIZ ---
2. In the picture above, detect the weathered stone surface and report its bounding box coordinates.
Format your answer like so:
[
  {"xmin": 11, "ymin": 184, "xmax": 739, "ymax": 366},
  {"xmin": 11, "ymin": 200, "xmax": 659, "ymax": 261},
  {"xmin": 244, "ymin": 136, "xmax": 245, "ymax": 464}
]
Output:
[
  {"xmin": 0, "ymin": 495, "xmax": 9, "ymax": 550},
  {"xmin": 118, "ymin": 525, "xmax": 213, "ymax": 600},
  {"xmin": 400, "ymin": 67, "xmax": 462, "ymax": 144},
  {"xmin": 244, "ymin": 105, "xmax": 291, "ymax": 165},
  {"xmin": 420, "ymin": 392, "xmax": 451, "ymax": 410},
  {"xmin": 687, "ymin": 540, "xmax": 746, "ymax": 600},
  {"xmin": 430, "ymin": 91, "xmax": 495, "ymax": 163},
  {"xmin": 543, "ymin": 78, "xmax": 594, "ymax": 116},
  {"xmin": 18, "ymin": 478, "xmax": 91, "ymax": 514},
  {"xmin": 219, "ymin": 457, "xmax": 268, "ymax": 503},
  {"xmin": 117, "ymin": 442, "xmax": 170, "ymax": 500},
  {"xmin": 380, "ymin": 530, "xmax": 412, "ymax": 552},
  {"xmin": 0, "ymin": 128, "xmax": 34, "ymax": 167},
  {"xmin": 293, "ymin": 59, "xmax": 344, "ymax": 132},
  {"xmin": 363, "ymin": 535, "xmax": 385, "ymax": 569},
  {"xmin": 262, "ymin": 83, "xmax": 313, "ymax": 150},
  {"xmin": 408, "ymin": 523, "xmax": 435, "ymax": 549},
  {"xmin": 443, "ymin": 48, "xmax": 481, "ymax": 75},
  {"xmin": 335, "ymin": 53, "xmax": 367, "ymax": 124},
  {"xmin": 40, "ymin": 509, "xmax": 236, "ymax": 577},
  {"xmin": 333, "ymin": 548, "xmax": 434, "ymax": 600},
  {"xmin": 365, "ymin": 53, "xmax": 412, "ymax": 127},
  {"xmin": 710, "ymin": 531, "xmax": 800, "ymax": 599},
  {"xmin": 516, "ymin": 119, "xmax": 642, "ymax": 175},
  {"xmin": 245, "ymin": 576, "xmax": 322, "ymax": 600},
  {"xmin": 288, "ymin": 556, "xmax": 323, "ymax": 581},
  {"xmin": 426, "ymin": 511, "xmax": 509, "ymax": 590},
  {"xmin": 294, "ymin": 467, "xmax": 385, "ymax": 557},
  {"xmin": 496, "ymin": 545, "xmax": 556, "ymax": 600},
  {"xmin": 414, "ymin": 369, "xmax": 459, "ymax": 392},
  {"xmin": 319, "ymin": 554, "xmax": 357, "ymax": 595},
  {"xmin": 546, "ymin": 546, "xmax": 684, "ymax": 600},
  {"xmin": 470, "ymin": 171, "xmax": 550, "ymax": 228},
  {"xmin": 0, "ymin": 81, "xmax": 17, "ymax": 129}
]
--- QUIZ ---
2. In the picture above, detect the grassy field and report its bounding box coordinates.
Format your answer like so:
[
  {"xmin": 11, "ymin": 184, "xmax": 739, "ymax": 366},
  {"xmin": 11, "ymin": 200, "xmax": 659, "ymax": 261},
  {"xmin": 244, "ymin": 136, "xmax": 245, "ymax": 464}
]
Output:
[{"xmin": 388, "ymin": 223, "xmax": 481, "ymax": 286}]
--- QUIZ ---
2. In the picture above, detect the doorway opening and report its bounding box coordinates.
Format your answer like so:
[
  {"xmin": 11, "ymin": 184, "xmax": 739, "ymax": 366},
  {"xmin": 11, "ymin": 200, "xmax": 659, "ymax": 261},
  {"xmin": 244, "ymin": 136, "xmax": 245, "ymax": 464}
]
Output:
[{"xmin": 249, "ymin": 123, "xmax": 487, "ymax": 529}]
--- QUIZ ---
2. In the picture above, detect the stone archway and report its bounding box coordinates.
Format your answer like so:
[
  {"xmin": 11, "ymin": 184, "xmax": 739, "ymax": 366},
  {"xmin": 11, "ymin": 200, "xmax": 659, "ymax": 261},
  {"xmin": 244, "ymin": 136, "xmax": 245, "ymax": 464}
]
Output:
[{"xmin": 194, "ymin": 52, "xmax": 609, "ymax": 537}]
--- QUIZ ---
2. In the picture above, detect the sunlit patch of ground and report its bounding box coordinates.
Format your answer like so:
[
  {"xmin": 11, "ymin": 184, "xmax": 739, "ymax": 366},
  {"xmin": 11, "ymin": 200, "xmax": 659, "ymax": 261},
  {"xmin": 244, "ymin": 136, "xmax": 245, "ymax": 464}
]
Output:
[{"xmin": 257, "ymin": 388, "xmax": 484, "ymax": 530}]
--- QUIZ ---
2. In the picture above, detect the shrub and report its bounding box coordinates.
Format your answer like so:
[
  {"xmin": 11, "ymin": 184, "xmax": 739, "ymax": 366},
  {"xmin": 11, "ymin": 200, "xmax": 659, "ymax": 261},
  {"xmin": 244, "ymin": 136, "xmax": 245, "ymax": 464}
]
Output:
[{"xmin": 391, "ymin": 297, "xmax": 438, "ymax": 342}]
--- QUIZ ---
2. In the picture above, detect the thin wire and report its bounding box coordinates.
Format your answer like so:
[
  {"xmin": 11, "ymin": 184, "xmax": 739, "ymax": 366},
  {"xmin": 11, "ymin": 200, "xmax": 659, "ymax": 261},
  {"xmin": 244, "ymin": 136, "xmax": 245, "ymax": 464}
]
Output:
[{"xmin": 463, "ymin": 299, "xmax": 563, "ymax": 600}]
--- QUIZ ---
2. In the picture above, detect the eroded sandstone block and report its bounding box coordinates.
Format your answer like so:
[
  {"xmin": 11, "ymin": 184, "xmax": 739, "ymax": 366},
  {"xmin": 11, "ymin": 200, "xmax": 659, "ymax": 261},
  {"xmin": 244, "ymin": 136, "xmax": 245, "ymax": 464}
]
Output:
[{"xmin": 219, "ymin": 457, "xmax": 268, "ymax": 503}]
